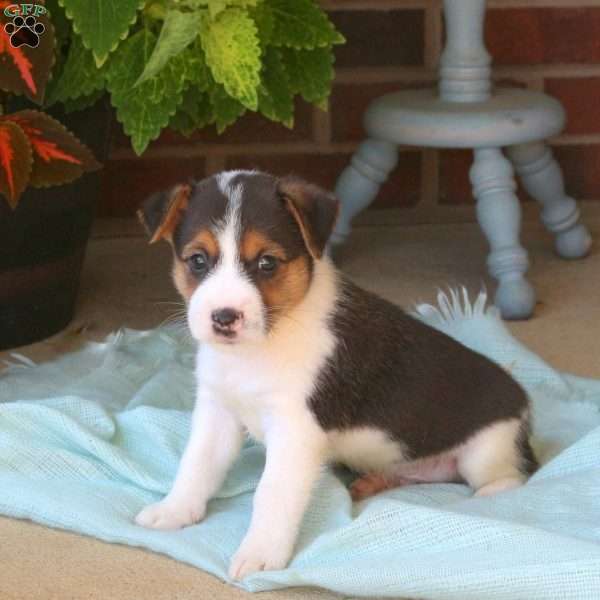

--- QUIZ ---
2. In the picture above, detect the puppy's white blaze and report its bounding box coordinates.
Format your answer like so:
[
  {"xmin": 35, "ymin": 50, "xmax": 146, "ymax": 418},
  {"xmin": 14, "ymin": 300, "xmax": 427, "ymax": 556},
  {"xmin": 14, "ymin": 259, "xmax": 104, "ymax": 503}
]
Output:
[
  {"xmin": 216, "ymin": 169, "xmax": 256, "ymax": 195},
  {"xmin": 187, "ymin": 183, "xmax": 266, "ymax": 344}
]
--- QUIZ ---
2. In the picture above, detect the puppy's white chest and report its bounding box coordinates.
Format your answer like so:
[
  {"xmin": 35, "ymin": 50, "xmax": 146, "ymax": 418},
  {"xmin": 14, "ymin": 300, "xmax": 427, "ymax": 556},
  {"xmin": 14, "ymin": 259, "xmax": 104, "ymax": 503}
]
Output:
[{"xmin": 196, "ymin": 350, "xmax": 290, "ymax": 440}]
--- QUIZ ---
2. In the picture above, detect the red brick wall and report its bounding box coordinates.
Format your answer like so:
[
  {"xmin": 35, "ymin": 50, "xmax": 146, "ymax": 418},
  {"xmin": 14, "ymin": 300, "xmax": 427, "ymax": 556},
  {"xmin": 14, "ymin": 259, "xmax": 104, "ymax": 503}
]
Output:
[{"xmin": 100, "ymin": 0, "xmax": 600, "ymax": 221}]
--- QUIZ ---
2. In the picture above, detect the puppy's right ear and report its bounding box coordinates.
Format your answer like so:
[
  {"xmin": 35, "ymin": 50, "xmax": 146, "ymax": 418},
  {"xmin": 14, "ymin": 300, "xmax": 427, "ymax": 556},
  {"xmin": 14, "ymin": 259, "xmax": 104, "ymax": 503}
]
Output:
[{"xmin": 137, "ymin": 183, "xmax": 192, "ymax": 244}]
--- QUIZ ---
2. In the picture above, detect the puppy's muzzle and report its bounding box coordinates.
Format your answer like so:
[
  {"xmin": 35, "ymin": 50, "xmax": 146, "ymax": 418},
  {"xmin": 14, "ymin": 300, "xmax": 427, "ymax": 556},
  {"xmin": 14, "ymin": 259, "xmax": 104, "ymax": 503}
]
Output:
[{"xmin": 211, "ymin": 308, "xmax": 243, "ymax": 337}]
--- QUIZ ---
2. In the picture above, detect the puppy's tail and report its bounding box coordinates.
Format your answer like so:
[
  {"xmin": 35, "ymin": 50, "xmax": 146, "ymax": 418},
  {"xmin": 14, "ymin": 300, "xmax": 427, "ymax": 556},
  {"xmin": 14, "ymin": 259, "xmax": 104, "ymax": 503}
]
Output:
[{"xmin": 517, "ymin": 418, "xmax": 538, "ymax": 476}]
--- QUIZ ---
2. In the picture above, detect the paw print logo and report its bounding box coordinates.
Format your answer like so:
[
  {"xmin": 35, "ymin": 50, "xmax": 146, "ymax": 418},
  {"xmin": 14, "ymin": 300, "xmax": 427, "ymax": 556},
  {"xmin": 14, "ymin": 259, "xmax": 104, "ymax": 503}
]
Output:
[{"xmin": 4, "ymin": 15, "xmax": 45, "ymax": 48}]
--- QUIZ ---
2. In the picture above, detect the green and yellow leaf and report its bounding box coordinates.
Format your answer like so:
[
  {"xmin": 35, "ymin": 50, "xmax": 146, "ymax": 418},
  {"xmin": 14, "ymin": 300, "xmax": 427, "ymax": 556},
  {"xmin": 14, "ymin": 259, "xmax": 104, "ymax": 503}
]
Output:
[
  {"xmin": 200, "ymin": 8, "xmax": 261, "ymax": 110},
  {"xmin": 137, "ymin": 8, "xmax": 204, "ymax": 84}
]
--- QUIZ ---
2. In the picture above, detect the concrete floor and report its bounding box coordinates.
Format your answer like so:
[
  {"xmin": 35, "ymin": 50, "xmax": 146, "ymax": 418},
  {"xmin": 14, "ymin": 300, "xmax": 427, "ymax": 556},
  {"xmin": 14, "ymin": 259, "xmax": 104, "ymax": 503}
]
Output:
[{"xmin": 0, "ymin": 212, "xmax": 599, "ymax": 599}]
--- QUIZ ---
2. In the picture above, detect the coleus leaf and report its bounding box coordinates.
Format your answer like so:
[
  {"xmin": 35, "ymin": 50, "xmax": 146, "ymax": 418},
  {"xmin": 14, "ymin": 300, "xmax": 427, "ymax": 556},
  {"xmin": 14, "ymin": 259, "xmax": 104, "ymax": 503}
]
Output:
[
  {"xmin": 45, "ymin": 0, "xmax": 72, "ymax": 48},
  {"xmin": 280, "ymin": 46, "xmax": 334, "ymax": 109},
  {"xmin": 169, "ymin": 88, "xmax": 214, "ymax": 137},
  {"xmin": 249, "ymin": 1, "xmax": 273, "ymax": 47},
  {"xmin": 106, "ymin": 28, "xmax": 187, "ymax": 155},
  {"xmin": 200, "ymin": 8, "xmax": 261, "ymax": 110},
  {"xmin": 0, "ymin": 1, "xmax": 56, "ymax": 103},
  {"xmin": 176, "ymin": 0, "xmax": 260, "ymax": 20},
  {"xmin": 4, "ymin": 110, "xmax": 100, "ymax": 190},
  {"xmin": 258, "ymin": 46, "xmax": 293, "ymax": 127},
  {"xmin": 180, "ymin": 40, "xmax": 211, "ymax": 91},
  {"xmin": 61, "ymin": 89, "xmax": 104, "ymax": 114},
  {"xmin": 265, "ymin": 0, "xmax": 345, "ymax": 50},
  {"xmin": 137, "ymin": 8, "xmax": 204, "ymax": 84},
  {"xmin": 209, "ymin": 81, "xmax": 245, "ymax": 133},
  {"xmin": 45, "ymin": 35, "xmax": 107, "ymax": 104},
  {"xmin": 58, "ymin": 0, "xmax": 145, "ymax": 66},
  {"xmin": 0, "ymin": 119, "xmax": 32, "ymax": 208},
  {"xmin": 205, "ymin": 0, "xmax": 259, "ymax": 20}
]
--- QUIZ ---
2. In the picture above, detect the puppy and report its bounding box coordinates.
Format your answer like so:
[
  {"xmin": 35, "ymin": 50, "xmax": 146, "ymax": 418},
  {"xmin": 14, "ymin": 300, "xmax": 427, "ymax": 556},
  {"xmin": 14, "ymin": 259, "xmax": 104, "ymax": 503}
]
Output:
[{"xmin": 135, "ymin": 170, "xmax": 537, "ymax": 580}]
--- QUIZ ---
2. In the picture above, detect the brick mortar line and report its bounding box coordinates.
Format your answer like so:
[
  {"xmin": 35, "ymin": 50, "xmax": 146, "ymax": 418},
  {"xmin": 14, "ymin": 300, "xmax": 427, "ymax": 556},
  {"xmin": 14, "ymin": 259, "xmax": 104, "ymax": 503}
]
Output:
[
  {"xmin": 489, "ymin": 0, "xmax": 600, "ymax": 7},
  {"xmin": 334, "ymin": 66, "xmax": 600, "ymax": 84},
  {"xmin": 320, "ymin": 1, "xmax": 434, "ymax": 10},
  {"xmin": 109, "ymin": 135, "xmax": 600, "ymax": 161},
  {"xmin": 320, "ymin": 0, "xmax": 600, "ymax": 10},
  {"xmin": 108, "ymin": 144, "xmax": 422, "ymax": 161},
  {"xmin": 205, "ymin": 155, "xmax": 226, "ymax": 175},
  {"xmin": 551, "ymin": 135, "xmax": 600, "ymax": 145},
  {"xmin": 495, "ymin": 65, "xmax": 600, "ymax": 77}
]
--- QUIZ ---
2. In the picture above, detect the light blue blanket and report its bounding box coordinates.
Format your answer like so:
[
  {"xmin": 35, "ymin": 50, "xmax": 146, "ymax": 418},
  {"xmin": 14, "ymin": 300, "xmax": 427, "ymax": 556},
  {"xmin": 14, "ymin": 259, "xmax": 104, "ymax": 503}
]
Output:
[{"xmin": 1, "ymin": 291, "xmax": 600, "ymax": 599}]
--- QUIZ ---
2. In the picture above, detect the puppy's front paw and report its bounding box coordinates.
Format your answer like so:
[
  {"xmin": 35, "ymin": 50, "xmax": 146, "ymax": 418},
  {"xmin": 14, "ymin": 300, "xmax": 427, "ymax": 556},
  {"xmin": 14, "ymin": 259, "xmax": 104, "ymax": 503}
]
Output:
[
  {"xmin": 229, "ymin": 532, "xmax": 292, "ymax": 580},
  {"xmin": 135, "ymin": 497, "xmax": 206, "ymax": 530}
]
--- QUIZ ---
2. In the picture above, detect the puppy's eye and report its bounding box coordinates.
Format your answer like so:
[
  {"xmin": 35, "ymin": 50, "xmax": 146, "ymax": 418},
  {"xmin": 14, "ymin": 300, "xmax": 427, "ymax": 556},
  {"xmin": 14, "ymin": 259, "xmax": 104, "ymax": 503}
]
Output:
[
  {"xmin": 258, "ymin": 254, "xmax": 278, "ymax": 273},
  {"xmin": 187, "ymin": 252, "xmax": 209, "ymax": 274}
]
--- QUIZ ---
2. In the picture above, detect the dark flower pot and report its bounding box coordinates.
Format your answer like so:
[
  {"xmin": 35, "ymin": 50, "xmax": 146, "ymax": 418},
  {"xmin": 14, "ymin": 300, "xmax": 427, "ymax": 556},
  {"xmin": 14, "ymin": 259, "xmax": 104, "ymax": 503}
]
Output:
[{"xmin": 0, "ymin": 99, "xmax": 112, "ymax": 351}]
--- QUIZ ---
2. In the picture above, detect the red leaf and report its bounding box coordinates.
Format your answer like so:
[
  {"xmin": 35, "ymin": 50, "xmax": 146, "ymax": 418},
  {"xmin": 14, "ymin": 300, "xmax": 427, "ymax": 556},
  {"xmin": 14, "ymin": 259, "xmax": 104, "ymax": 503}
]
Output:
[
  {"xmin": 0, "ymin": 1, "xmax": 55, "ymax": 103},
  {"xmin": 0, "ymin": 119, "xmax": 33, "ymax": 208},
  {"xmin": 31, "ymin": 138, "xmax": 82, "ymax": 164},
  {"xmin": 0, "ymin": 26, "xmax": 36, "ymax": 95},
  {"xmin": 3, "ymin": 110, "xmax": 101, "ymax": 189}
]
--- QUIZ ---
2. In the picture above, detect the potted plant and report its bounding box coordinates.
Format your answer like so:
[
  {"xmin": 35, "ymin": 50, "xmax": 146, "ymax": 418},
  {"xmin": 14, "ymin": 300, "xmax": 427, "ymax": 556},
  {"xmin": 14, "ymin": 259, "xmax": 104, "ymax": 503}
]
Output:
[
  {"xmin": 0, "ymin": 1, "xmax": 104, "ymax": 351},
  {"xmin": 44, "ymin": 0, "xmax": 344, "ymax": 153}
]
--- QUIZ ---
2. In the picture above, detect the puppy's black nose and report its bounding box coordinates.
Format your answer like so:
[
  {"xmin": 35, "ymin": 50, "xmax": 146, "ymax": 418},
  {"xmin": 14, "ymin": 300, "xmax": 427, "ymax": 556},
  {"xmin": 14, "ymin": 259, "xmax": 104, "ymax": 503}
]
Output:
[{"xmin": 211, "ymin": 308, "xmax": 241, "ymax": 327}]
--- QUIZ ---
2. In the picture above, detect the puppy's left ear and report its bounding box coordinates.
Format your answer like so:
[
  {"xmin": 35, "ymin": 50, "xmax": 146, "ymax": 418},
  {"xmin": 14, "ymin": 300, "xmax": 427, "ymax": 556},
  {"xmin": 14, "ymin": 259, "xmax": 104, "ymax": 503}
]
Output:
[
  {"xmin": 137, "ymin": 183, "xmax": 192, "ymax": 244},
  {"xmin": 278, "ymin": 176, "xmax": 339, "ymax": 259}
]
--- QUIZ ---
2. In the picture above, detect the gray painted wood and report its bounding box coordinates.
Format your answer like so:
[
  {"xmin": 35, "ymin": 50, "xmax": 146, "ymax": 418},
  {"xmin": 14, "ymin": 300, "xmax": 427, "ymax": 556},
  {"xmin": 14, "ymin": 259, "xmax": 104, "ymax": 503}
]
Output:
[{"xmin": 331, "ymin": 0, "xmax": 592, "ymax": 319}]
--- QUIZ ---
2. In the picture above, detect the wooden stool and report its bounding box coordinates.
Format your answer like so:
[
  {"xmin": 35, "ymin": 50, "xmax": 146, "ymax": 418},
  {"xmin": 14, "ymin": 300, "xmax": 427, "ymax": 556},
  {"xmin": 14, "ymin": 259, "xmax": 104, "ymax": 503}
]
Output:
[{"xmin": 330, "ymin": 0, "xmax": 592, "ymax": 319}]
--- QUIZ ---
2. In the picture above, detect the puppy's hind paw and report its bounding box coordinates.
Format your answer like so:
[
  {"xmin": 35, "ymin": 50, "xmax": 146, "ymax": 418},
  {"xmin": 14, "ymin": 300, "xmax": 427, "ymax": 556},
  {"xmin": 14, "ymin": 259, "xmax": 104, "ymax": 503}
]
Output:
[{"xmin": 135, "ymin": 498, "xmax": 205, "ymax": 530}]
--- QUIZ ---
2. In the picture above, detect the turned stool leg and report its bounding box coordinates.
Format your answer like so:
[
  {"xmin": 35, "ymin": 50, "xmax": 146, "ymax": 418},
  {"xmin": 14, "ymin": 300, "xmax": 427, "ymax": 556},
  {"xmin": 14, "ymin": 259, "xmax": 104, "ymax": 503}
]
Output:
[
  {"xmin": 470, "ymin": 148, "xmax": 535, "ymax": 320},
  {"xmin": 329, "ymin": 139, "xmax": 399, "ymax": 248},
  {"xmin": 507, "ymin": 142, "xmax": 592, "ymax": 259}
]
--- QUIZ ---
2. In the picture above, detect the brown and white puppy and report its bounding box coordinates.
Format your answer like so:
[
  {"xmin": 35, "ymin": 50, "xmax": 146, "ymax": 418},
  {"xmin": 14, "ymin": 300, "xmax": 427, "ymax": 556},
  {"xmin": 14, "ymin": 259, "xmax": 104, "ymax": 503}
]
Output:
[{"xmin": 135, "ymin": 170, "xmax": 537, "ymax": 580}]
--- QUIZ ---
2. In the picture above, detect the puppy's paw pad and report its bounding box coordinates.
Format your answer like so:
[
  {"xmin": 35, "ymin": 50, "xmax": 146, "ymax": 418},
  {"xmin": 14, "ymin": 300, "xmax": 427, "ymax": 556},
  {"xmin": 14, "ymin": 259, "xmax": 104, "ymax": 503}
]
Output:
[
  {"xmin": 135, "ymin": 499, "xmax": 205, "ymax": 530},
  {"xmin": 229, "ymin": 539, "xmax": 290, "ymax": 580}
]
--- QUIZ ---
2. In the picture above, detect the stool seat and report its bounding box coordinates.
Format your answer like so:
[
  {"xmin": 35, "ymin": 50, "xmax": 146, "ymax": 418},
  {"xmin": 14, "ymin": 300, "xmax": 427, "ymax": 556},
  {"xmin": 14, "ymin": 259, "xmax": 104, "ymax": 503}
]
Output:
[{"xmin": 365, "ymin": 88, "xmax": 565, "ymax": 149}]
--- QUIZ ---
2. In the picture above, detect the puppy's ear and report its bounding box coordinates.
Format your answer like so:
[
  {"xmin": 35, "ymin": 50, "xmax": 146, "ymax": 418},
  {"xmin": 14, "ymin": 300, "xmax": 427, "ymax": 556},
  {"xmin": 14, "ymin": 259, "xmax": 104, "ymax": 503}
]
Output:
[
  {"xmin": 137, "ymin": 183, "xmax": 192, "ymax": 244},
  {"xmin": 278, "ymin": 176, "xmax": 339, "ymax": 259}
]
